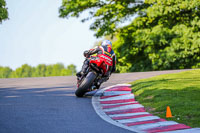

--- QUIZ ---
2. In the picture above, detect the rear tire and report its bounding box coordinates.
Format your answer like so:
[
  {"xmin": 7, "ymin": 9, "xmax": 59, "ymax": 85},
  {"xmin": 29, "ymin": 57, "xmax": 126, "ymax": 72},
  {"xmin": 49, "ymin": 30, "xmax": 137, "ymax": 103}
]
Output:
[{"xmin": 75, "ymin": 72, "xmax": 96, "ymax": 97}]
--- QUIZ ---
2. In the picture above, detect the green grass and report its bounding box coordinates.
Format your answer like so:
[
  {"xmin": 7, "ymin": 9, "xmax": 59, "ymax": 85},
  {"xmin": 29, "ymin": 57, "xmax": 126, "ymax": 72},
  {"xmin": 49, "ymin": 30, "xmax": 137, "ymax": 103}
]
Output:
[{"xmin": 130, "ymin": 69, "xmax": 200, "ymax": 127}]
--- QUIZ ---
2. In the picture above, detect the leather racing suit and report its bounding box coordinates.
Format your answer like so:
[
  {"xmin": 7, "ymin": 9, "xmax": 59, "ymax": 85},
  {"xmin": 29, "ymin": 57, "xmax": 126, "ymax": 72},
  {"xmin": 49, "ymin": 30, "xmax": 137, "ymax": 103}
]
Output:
[{"xmin": 78, "ymin": 45, "xmax": 116, "ymax": 79}]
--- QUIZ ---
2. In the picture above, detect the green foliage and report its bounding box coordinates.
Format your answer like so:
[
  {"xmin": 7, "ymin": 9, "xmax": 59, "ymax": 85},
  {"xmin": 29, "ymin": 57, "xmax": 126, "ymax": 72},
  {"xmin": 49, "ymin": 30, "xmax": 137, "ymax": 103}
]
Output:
[
  {"xmin": 0, "ymin": 63, "xmax": 77, "ymax": 78},
  {"xmin": 66, "ymin": 64, "xmax": 76, "ymax": 75},
  {"xmin": 33, "ymin": 64, "xmax": 47, "ymax": 77},
  {"xmin": 51, "ymin": 63, "xmax": 65, "ymax": 76},
  {"xmin": 113, "ymin": 0, "xmax": 200, "ymax": 72},
  {"xmin": 0, "ymin": 0, "xmax": 8, "ymax": 23},
  {"xmin": 0, "ymin": 66, "xmax": 12, "ymax": 78},
  {"xmin": 59, "ymin": 0, "xmax": 145, "ymax": 37},
  {"xmin": 13, "ymin": 64, "xmax": 32, "ymax": 78}
]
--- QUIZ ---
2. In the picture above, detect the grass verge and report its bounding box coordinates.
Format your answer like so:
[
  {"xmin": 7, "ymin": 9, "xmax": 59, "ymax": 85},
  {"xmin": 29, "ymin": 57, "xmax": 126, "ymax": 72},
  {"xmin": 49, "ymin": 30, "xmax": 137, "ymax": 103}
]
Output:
[{"xmin": 130, "ymin": 69, "xmax": 200, "ymax": 127}]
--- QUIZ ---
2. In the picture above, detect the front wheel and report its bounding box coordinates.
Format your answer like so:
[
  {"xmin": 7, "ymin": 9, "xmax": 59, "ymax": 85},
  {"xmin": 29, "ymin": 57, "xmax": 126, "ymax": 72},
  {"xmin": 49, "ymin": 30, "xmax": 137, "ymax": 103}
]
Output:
[{"xmin": 75, "ymin": 72, "xmax": 96, "ymax": 97}]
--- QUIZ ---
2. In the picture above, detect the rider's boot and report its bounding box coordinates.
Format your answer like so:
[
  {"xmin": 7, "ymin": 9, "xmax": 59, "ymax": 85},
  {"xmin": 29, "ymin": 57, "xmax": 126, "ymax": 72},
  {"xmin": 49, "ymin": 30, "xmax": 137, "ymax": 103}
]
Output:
[{"xmin": 76, "ymin": 59, "xmax": 89, "ymax": 77}]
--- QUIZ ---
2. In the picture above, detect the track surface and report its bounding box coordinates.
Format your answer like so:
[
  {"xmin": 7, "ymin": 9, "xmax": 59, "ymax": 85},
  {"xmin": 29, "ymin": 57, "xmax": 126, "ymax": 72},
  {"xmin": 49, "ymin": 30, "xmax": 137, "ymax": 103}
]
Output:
[{"xmin": 0, "ymin": 70, "xmax": 187, "ymax": 133}]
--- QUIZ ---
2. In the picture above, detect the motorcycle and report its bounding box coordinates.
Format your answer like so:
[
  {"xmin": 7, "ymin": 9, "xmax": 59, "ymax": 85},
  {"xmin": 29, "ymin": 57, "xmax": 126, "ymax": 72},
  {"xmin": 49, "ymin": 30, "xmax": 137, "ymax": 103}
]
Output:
[{"xmin": 75, "ymin": 54, "xmax": 113, "ymax": 97}]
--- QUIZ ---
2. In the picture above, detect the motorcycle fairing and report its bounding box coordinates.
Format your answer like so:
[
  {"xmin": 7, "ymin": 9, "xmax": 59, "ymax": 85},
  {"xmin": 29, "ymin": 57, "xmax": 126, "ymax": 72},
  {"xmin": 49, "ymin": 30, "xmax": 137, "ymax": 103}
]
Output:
[{"xmin": 89, "ymin": 54, "xmax": 113, "ymax": 74}]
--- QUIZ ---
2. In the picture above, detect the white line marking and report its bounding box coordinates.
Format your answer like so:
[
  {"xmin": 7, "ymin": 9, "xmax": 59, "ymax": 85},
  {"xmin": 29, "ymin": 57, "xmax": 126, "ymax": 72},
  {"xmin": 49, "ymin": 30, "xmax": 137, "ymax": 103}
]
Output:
[
  {"xmin": 117, "ymin": 116, "xmax": 160, "ymax": 123},
  {"xmin": 109, "ymin": 112, "xmax": 150, "ymax": 118},
  {"xmin": 130, "ymin": 121, "xmax": 178, "ymax": 130},
  {"xmin": 103, "ymin": 91, "xmax": 131, "ymax": 96},
  {"xmin": 101, "ymin": 101, "xmax": 138, "ymax": 106},
  {"xmin": 100, "ymin": 94, "xmax": 134, "ymax": 101},
  {"xmin": 103, "ymin": 104, "xmax": 144, "ymax": 112}
]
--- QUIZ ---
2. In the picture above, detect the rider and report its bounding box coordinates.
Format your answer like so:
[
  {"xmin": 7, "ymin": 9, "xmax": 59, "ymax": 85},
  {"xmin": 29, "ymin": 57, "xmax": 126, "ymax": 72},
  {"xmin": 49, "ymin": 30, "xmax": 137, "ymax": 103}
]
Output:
[{"xmin": 76, "ymin": 40, "xmax": 116, "ymax": 85}]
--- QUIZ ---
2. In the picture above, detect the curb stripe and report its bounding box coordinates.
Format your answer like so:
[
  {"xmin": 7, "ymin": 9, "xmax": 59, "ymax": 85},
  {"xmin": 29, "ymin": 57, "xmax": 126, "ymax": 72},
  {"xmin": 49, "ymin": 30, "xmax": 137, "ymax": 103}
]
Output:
[
  {"xmin": 92, "ymin": 84, "xmax": 196, "ymax": 133},
  {"xmin": 125, "ymin": 119, "xmax": 166, "ymax": 126},
  {"xmin": 105, "ymin": 86, "xmax": 132, "ymax": 92},
  {"xmin": 105, "ymin": 107, "xmax": 146, "ymax": 115},
  {"xmin": 102, "ymin": 102, "xmax": 139, "ymax": 109},
  {"xmin": 131, "ymin": 121, "xmax": 178, "ymax": 130},
  {"xmin": 117, "ymin": 116, "xmax": 160, "ymax": 124},
  {"xmin": 103, "ymin": 91, "xmax": 131, "ymax": 96},
  {"xmin": 109, "ymin": 112, "xmax": 150, "ymax": 118},
  {"xmin": 101, "ymin": 101, "xmax": 138, "ymax": 106},
  {"xmin": 99, "ymin": 94, "xmax": 134, "ymax": 101},
  {"xmin": 112, "ymin": 114, "xmax": 153, "ymax": 120},
  {"xmin": 103, "ymin": 104, "xmax": 143, "ymax": 112},
  {"xmin": 91, "ymin": 84, "xmax": 143, "ymax": 133},
  {"xmin": 145, "ymin": 124, "xmax": 191, "ymax": 133},
  {"xmin": 100, "ymin": 99, "xmax": 135, "ymax": 104},
  {"xmin": 100, "ymin": 94, "xmax": 128, "ymax": 99}
]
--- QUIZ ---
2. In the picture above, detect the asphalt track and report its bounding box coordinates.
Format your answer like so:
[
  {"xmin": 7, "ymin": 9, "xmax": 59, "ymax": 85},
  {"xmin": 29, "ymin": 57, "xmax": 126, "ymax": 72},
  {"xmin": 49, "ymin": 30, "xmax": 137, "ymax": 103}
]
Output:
[{"xmin": 0, "ymin": 70, "xmax": 187, "ymax": 133}]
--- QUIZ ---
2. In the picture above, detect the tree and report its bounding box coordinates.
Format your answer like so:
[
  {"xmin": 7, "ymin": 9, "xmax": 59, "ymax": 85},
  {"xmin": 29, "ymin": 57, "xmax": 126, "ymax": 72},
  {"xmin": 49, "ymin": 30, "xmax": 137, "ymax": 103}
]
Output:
[
  {"xmin": 13, "ymin": 64, "xmax": 33, "ymax": 78},
  {"xmin": 66, "ymin": 64, "xmax": 76, "ymax": 75},
  {"xmin": 0, "ymin": 63, "xmax": 77, "ymax": 78},
  {"xmin": 0, "ymin": 0, "xmax": 8, "ymax": 23},
  {"xmin": 33, "ymin": 64, "xmax": 47, "ymax": 77},
  {"xmin": 0, "ymin": 66, "xmax": 12, "ymax": 78},
  {"xmin": 60, "ymin": 69, "xmax": 71, "ymax": 76},
  {"xmin": 114, "ymin": 0, "xmax": 200, "ymax": 72},
  {"xmin": 59, "ymin": 0, "xmax": 145, "ymax": 37},
  {"xmin": 51, "ymin": 63, "xmax": 65, "ymax": 76},
  {"xmin": 45, "ymin": 65, "xmax": 53, "ymax": 76}
]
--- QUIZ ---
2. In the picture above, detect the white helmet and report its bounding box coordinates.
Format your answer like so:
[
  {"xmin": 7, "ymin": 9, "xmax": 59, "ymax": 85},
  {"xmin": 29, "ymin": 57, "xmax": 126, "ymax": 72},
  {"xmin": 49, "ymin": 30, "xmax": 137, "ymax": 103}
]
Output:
[{"xmin": 101, "ymin": 40, "xmax": 112, "ymax": 47}]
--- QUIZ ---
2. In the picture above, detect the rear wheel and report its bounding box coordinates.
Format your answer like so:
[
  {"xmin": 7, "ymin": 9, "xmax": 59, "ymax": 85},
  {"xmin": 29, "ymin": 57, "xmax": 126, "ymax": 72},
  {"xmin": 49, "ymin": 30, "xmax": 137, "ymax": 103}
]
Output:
[{"xmin": 75, "ymin": 72, "xmax": 96, "ymax": 97}]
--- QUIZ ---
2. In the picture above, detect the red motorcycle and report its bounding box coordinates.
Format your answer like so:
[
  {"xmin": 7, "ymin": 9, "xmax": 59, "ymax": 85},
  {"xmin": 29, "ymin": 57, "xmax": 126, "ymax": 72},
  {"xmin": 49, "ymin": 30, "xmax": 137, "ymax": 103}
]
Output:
[{"xmin": 75, "ymin": 54, "xmax": 113, "ymax": 97}]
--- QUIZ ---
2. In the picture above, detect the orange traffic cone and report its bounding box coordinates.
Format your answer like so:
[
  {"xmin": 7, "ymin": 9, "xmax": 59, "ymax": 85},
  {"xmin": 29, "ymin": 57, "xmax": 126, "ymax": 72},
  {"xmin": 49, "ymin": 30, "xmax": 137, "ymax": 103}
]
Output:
[{"xmin": 166, "ymin": 106, "xmax": 172, "ymax": 118}]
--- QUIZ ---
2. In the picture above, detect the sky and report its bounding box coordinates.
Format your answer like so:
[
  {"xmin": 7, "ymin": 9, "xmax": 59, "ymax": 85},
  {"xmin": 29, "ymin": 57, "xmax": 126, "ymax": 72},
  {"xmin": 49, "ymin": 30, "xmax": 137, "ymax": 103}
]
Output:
[{"xmin": 0, "ymin": 0, "xmax": 100, "ymax": 71}]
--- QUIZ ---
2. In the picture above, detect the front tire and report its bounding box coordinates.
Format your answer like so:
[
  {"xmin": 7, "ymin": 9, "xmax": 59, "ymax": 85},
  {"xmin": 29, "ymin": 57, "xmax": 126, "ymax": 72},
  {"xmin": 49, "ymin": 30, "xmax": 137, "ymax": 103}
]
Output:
[{"xmin": 75, "ymin": 72, "xmax": 96, "ymax": 97}]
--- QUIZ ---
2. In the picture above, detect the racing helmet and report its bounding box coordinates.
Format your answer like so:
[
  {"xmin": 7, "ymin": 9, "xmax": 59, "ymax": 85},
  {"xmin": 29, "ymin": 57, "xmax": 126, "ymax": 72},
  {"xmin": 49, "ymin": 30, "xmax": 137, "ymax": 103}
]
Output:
[{"xmin": 101, "ymin": 40, "xmax": 112, "ymax": 48}]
